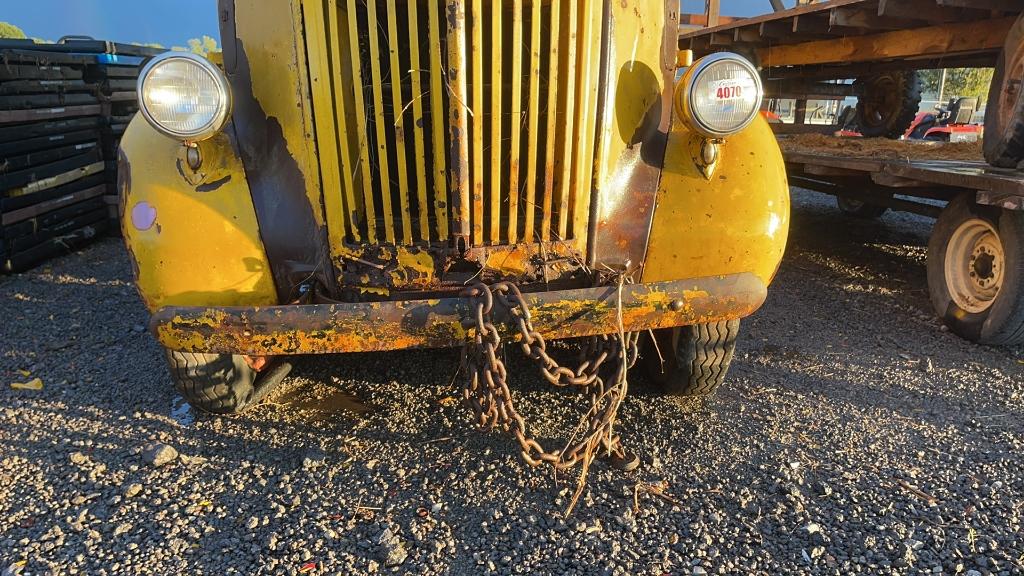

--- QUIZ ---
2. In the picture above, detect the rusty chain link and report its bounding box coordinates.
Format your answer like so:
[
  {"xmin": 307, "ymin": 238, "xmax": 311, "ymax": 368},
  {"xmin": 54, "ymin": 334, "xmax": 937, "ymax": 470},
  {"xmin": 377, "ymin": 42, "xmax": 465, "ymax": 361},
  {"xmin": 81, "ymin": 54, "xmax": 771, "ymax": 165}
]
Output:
[{"xmin": 459, "ymin": 280, "xmax": 640, "ymax": 472}]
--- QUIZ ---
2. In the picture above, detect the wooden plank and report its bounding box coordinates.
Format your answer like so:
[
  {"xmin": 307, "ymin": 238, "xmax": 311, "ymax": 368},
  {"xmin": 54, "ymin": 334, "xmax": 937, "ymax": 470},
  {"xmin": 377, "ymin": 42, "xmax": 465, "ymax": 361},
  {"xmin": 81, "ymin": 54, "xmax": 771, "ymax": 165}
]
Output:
[
  {"xmin": 877, "ymin": 0, "xmax": 973, "ymax": 22},
  {"xmin": 829, "ymin": 6, "xmax": 922, "ymax": 30},
  {"xmin": 757, "ymin": 17, "xmax": 1014, "ymax": 67},
  {"xmin": 782, "ymin": 151, "xmax": 884, "ymax": 173},
  {"xmin": 771, "ymin": 123, "xmax": 839, "ymax": 135},
  {"xmin": 705, "ymin": 0, "xmax": 720, "ymax": 28},
  {"xmin": 934, "ymin": 0, "xmax": 1020, "ymax": 14},
  {"xmin": 805, "ymin": 164, "xmax": 864, "ymax": 177},
  {"xmin": 2, "ymin": 183, "xmax": 106, "ymax": 225},
  {"xmin": 884, "ymin": 161, "xmax": 1024, "ymax": 196},
  {"xmin": 680, "ymin": 0, "xmax": 866, "ymax": 40},
  {"xmin": 0, "ymin": 104, "xmax": 101, "ymax": 124}
]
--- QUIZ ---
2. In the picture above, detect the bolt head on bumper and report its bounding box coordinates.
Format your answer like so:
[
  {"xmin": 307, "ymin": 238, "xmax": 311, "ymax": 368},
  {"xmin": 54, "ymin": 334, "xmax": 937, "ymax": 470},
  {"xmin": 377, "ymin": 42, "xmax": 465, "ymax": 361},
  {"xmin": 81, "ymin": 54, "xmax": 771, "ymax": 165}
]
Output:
[{"xmin": 150, "ymin": 273, "xmax": 767, "ymax": 356}]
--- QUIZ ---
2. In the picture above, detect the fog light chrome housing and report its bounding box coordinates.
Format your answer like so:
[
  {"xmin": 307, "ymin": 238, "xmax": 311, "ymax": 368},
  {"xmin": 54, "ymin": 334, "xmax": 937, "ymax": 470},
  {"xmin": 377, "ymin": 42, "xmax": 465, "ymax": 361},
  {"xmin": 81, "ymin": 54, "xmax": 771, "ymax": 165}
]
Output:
[
  {"xmin": 137, "ymin": 52, "xmax": 232, "ymax": 142},
  {"xmin": 675, "ymin": 52, "xmax": 763, "ymax": 138}
]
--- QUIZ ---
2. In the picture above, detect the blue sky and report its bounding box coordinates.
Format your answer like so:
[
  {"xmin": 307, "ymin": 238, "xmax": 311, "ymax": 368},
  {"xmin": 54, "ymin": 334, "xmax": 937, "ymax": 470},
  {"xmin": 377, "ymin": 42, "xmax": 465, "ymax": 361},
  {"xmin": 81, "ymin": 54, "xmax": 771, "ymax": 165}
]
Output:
[{"xmin": 5, "ymin": 1, "xmax": 778, "ymax": 47}]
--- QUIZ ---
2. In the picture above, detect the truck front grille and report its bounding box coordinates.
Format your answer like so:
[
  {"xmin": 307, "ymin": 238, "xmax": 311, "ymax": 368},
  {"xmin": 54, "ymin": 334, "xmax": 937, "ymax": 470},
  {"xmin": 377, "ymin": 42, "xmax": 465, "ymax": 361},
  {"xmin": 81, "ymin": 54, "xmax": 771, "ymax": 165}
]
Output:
[{"xmin": 301, "ymin": 0, "xmax": 604, "ymax": 248}]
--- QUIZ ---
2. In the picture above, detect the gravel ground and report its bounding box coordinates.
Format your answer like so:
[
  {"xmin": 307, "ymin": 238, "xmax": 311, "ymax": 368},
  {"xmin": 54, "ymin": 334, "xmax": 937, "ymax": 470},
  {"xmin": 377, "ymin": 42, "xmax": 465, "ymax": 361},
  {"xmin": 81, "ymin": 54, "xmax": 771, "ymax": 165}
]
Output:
[{"xmin": 1, "ymin": 189, "xmax": 1023, "ymax": 576}]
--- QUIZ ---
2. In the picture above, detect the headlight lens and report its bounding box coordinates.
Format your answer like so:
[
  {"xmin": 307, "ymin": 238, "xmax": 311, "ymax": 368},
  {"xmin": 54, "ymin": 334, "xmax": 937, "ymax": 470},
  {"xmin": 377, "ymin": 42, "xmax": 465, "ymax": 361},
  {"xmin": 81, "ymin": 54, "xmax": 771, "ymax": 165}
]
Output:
[
  {"xmin": 138, "ymin": 52, "xmax": 231, "ymax": 141},
  {"xmin": 676, "ymin": 53, "xmax": 762, "ymax": 138}
]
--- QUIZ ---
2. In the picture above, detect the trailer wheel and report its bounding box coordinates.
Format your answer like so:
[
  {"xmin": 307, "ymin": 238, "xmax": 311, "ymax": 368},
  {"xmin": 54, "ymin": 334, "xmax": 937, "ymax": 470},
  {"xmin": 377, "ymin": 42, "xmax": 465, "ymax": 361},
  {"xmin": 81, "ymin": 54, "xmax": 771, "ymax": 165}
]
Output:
[
  {"xmin": 854, "ymin": 71, "xmax": 922, "ymax": 139},
  {"xmin": 165, "ymin": 350, "xmax": 292, "ymax": 414},
  {"xmin": 927, "ymin": 194, "xmax": 1024, "ymax": 346},
  {"xmin": 641, "ymin": 320, "xmax": 740, "ymax": 397},
  {"xmin": 983, "ymin": 15, "xmax": 1024, "ymax": 168},
  {"xmin": 836, "ymin": 196, "xmax": 888, "ymax": 219}
]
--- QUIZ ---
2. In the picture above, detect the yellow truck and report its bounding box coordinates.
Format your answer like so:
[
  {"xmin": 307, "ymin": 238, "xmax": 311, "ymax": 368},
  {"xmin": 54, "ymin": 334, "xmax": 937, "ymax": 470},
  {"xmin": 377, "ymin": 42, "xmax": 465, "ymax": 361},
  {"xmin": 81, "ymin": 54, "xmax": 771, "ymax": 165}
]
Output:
[{"xmin": 119, "ymin": 0, "xmax": 789, "ymax": 424}]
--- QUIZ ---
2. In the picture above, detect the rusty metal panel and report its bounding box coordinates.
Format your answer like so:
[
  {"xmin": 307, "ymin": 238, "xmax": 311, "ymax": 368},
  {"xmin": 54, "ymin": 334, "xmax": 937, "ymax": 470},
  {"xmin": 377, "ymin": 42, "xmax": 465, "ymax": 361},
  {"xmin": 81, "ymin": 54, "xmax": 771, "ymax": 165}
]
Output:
[
  {"xmin": 386, "ymin": 0, "xmax": 413, "ymax": 244},
  {"xmin": 447, "ymin": 0, "xmax": 471, "ymax": 244},
  {"xmin": 152, "ymin": 273, "xmax": 768, "ymax": 355}
]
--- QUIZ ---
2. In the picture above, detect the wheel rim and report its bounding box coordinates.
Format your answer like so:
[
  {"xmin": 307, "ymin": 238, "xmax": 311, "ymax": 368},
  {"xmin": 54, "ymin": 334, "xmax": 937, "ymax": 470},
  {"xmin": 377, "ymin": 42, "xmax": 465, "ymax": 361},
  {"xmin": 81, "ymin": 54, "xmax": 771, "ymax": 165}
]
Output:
[
  {"xmin": 944, "ymin": 218, "xmax": 1005, "ymax": 314},
  {"xmin": 862, "ymin": 76, "xmax": 898, "ymax": 128}
]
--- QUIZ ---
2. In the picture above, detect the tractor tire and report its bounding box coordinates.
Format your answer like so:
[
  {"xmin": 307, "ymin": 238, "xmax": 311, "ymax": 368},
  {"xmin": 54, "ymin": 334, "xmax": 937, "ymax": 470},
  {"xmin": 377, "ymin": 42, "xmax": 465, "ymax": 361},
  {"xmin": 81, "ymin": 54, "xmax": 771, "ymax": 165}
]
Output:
[
  {"xmin": 983, "ymin": 14, "xmax": 1024, "ymax": 168},
  {"xmin": 165, "ymin": 350, "xmax": 292, "ymax": 414},
  {"xmin": 641, "ymin": 320, "xmax": 740, "ymax": 397},
  {"xmin": 854, "ymin": 71, "xmax": 922, "ymax": 139},
  {"xmin": 836, "ymin": 196, "xmax": 889, "ymax": 219},
  {"xmin": 926, "ymin": 193, "xmax": 1024, "ymax": 346}
]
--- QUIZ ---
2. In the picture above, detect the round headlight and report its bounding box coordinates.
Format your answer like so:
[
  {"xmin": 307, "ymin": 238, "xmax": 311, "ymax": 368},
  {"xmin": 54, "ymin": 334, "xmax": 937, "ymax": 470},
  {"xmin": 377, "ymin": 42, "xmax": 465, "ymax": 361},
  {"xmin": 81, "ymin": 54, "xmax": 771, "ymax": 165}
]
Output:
[
  {"xmin": 675, "ymin": 53, "xmax": 763, "ymax": 138},
  {"xmin": 137, "ymin": 52, "xmax": 231, "ymax": 141}
]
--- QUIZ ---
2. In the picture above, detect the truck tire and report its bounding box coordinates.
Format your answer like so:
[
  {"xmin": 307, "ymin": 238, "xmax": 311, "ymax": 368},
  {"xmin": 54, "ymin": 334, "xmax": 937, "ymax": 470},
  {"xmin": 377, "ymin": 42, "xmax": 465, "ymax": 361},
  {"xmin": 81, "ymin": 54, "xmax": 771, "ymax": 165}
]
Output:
[
  {"xmin": 836, "ymin": 196, "xmax": 888, "ymax": 219},
  {"xmin": 927, "ymin": 193, "xmax": 1024, "ymax": 346},
  {"xmin": 983, "ymin": 15, "xmax": 1024, "ymax": 168},
  {"xmin": 854, "ymin": 71, "xmax": 922, "ymax": 139},
  {"xmin": 165, "ymin": 350, "xmax": 292, "ymax": 414},
  {"xmin": 641, "ymin": 320, "xmax": 740, "ymax": 397}
]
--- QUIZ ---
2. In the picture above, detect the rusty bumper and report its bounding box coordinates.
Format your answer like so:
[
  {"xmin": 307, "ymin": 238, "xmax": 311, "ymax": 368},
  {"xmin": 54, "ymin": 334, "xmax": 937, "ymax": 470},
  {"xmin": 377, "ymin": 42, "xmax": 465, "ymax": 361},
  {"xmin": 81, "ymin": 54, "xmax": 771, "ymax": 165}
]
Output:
[{"xmin": 150, "ymin": 273, "xmax": 767, "ymax": 355}]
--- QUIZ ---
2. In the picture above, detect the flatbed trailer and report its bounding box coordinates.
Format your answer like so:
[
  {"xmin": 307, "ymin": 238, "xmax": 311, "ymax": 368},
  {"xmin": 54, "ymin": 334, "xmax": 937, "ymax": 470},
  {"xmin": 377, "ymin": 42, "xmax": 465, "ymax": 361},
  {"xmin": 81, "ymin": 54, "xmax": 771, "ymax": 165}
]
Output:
[
  {"xmin": 780, "ymin": 141, "xmax": 1024, "ymax": 346},
  {"xmin": 677, "ymin": 2, "xmax": 1024, "ymax": 345}
]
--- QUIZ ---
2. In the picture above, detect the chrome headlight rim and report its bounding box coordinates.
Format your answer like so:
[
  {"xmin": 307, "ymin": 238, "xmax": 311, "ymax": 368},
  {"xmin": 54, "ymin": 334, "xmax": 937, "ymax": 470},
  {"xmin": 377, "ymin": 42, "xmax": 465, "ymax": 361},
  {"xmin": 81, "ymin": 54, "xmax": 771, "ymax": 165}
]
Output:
[
  {"xmin": 137, "ymin": 51, "xmax": 232, "ymax": 142},
  {"xmin": 676, "ymin": 52, "xmax": 763, "ymax": 139}
]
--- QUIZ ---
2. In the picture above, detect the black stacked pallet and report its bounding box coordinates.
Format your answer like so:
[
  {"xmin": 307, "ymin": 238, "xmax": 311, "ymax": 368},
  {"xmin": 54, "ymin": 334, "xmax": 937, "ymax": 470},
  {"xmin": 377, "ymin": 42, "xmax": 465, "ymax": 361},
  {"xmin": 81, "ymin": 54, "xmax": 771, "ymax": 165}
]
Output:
[
  {"xmin": 91, "ymin": 56, "xmax": 145, "ymax": 232},
  {"xmin": 0, "ymin": 46, "xmax": 108, "ymax": 273},
  {"xmin": 0, "ymin": 40, "xmax": 157, "ymax": 272}
]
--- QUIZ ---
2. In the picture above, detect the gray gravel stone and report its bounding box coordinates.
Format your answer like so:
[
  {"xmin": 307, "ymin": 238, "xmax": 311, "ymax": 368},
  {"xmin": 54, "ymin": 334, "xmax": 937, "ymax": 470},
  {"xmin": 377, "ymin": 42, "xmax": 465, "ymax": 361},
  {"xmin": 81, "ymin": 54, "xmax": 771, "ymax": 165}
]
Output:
[
  {"xmin": 142, "ymin": 443, "xmax": 178, "ymax": 467},
  {"xmin": 0, "ymin": 192, "xmax": 1022, "ymax": 574}
]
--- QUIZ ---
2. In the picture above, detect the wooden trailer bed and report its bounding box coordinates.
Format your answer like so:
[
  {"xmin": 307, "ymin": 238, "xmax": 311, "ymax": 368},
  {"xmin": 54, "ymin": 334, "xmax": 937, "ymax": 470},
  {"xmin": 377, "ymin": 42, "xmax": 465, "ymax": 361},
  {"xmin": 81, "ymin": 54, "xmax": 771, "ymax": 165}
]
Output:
[{"xmin": 680, "ymin": 0, "xmax": 1021, "ymax": 79}]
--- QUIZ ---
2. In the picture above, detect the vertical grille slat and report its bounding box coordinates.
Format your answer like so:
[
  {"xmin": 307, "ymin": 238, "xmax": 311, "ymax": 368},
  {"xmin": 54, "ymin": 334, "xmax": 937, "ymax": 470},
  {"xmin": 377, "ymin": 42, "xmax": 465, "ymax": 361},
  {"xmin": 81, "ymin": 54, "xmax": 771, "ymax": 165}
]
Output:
[
  {"xmin": 366, "ymin": 0, "xmax": 397, "ymax": 243},
  {"xmin": 539, "ymin": 0, "xmax": 560, "ymax": 242},
  {"xmin": 345, "ymin": 0, "xmax": 378, "ymax": 242},
  {"xmin": 304, "ymin": 0, "xmax": 604, "ymax": 254},
  {"xmin": 407, "ymin": 0, "xmax": 431, "ymax": 241},
  {"xmin": 521, "ymin": 0, "xmax": 542, "ymax": 241},
  {"xmin": 556, "ymin": 4, "xmax": 578, "ymax": 242},
  {"xmin": 506, "ymin": 0, "xmax": 523, "ymax": 244},
  {"xmin": 427, "ymin": 0, "xmax": 450, "ymax": 240},
  {"xmin": 571, "ymin": 4, "xmax": 602, "ymax": 241},
  {"xmin": 470, "ymin": 0, "xmax": 485, "ymax": 246},
  {"xmin": 386, "ymin": 0, "xmax": 413, "ymax": 244},
  {"xmin": 488, "ymin": 1, "xmax": 502, "ymax": 245},
  {"xmin": 301, "ymin": 0, "xmax": 350, "ymax": 240},
  {"xmin": 325, "ymin": 0, "xmax": 361, "ymax": 242}
]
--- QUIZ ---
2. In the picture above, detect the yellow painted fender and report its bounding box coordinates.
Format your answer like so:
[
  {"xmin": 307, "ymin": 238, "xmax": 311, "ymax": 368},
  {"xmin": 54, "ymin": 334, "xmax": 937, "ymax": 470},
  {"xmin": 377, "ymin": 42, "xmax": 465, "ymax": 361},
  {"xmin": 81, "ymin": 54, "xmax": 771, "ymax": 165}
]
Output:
[
  {"xmin": 642, "ymin": 115, "xmax": 790, "ymax": 286},
  {"xmin": 119, "ymin": 116, "xmax": 277, "ymax": 312}
]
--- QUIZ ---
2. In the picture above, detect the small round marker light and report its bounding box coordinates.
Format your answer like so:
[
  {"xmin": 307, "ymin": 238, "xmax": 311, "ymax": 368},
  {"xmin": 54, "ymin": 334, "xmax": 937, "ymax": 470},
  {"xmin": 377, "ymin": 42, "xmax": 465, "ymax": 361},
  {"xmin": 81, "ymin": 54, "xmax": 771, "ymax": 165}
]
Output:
[
  {"xmin": 137, "ymin": 52, "xmax": 232, "ymax": 142},
  {"xmin": 675, "ymin": 52, "xmax": 763, "ymax": 138}
]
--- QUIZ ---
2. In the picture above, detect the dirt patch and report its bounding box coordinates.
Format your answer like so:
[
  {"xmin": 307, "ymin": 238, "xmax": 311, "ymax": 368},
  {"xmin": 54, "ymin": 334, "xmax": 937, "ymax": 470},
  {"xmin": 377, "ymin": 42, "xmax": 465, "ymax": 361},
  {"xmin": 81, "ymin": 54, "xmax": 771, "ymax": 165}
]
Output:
[{"xmin": 779, "ymin": 133, "xmax": 984, "ymax": 161}]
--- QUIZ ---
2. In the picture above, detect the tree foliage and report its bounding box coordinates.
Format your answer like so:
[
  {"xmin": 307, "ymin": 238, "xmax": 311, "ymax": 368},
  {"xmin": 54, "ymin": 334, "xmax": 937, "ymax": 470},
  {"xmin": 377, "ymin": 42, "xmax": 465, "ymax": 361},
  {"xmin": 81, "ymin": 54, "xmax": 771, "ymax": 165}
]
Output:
[
  {"xmin": 919, "ymin": 68, "xmax": 995, "ymax": 102},
  {"xmin": 186, "ymin": 35, "xmax": 220, "ymax": 57},
  {"xmin": 0, "ymin": 21, "xmax": 27, "ymax": 39}
]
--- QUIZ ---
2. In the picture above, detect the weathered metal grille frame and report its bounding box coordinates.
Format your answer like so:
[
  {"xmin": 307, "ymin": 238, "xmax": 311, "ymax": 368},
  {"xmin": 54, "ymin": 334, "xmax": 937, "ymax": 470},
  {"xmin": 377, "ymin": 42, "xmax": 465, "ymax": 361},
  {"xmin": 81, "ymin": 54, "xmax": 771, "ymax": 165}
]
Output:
[{"xmin": 302, "ymin": 0, "xmax": 604, "ymax": 250}]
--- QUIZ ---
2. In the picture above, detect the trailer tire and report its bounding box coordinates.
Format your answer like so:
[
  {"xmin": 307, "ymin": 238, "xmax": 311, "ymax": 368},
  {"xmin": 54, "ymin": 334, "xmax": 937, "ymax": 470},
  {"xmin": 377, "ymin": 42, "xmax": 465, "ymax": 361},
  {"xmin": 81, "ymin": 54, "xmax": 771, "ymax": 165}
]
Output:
[
  {"xmin": 165, "ymin": 350, "xmax": 292, "ymax": 414},
  {"xmin": 854, "ymin": 71, "xmax": 922, "ymax": 139},
  {"xmin": 641, "ymin": 320, "xmax": 740, "ymax": 397},
  {"xmin": 836, "ymin": 196, "xmax": 888, "ymax": 219},
  {"xmin": 927, "ymin": 194, "xmax": 1024, "ymax": 346},
  {"xmin": 983, "ymin": 15, "xmax": 1024, "ymax": 168}
]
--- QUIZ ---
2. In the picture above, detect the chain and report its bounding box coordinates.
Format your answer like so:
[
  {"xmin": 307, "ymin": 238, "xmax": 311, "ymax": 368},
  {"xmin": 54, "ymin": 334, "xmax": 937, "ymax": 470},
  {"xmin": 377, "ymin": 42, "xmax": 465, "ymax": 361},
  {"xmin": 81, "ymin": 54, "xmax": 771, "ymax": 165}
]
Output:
[{"xmin": 459, "ymin": 280, "xmax": 640, "ymax": 473}]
